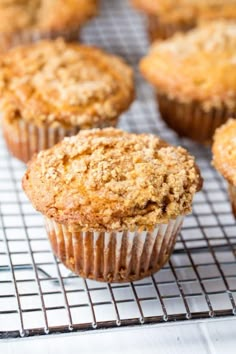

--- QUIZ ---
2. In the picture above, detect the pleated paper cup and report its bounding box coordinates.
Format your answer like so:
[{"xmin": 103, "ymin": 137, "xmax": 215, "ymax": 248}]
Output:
[
  {"xmin": 2, "ymin": 119, "xmax": 80, "ymax": 163},
  {"xmin": 44, "ymin": 215, "xmax": 184, "ymax": 283},
  {"xmin": 3, "ymin": 117, "xmax": 118, "ymax": 163},
  {"xmin": 157, "ymin": 93, "xmax": 235, "ymax": 144}
]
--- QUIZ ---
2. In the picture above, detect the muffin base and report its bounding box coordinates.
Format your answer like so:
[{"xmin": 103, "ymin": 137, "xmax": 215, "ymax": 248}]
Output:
[
  {"xmin": 3, "ymin": 117, "xmax": 117, "ymax": 163},
  {"xmin": 0, "ymin": 27, "xmax": 80, "ymax": 52},
  {"xmin": 157, "ymin": 93, "xmax": 236, "ymax": 144},
  {"xmin": 228, "ymin": 183, "xmax": 236, "ymax": 218},
  {"xmin": 148, "ymin": 15, "xmax": 194, "ymax": 41},
  {"xmin": 2, "ymin": 119, "xmax": 80, "ymax": 163},
  {"xmin": 45, "ymin": 216, "xmax": 184, "ymax": 283}
]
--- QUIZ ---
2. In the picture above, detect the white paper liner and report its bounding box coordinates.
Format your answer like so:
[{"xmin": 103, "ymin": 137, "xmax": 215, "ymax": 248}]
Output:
[
  {"xmin": 3, "ymin": 119, "xmax": 80, "ymax": 163},
  {"xmin": 44, "ymin": 216, "xmax": 184, "ymax": 283}
]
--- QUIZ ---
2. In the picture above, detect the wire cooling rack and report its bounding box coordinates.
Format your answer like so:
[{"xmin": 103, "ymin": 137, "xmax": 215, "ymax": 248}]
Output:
[{"xmin": 1, "ymin": 0, "xmax": 236, "ymax": 340}]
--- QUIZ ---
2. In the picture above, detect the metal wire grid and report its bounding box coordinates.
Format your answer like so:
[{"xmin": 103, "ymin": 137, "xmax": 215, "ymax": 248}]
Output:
[{"xmin": 1, "ymin": 0, "xmax": 236, "ymax": 339}]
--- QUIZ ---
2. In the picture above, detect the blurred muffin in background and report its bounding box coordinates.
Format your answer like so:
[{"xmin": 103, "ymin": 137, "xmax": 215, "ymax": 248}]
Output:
[
  {"xmin": 22, "ymin": 128, "xmax": 202, "ymax": 282},
  {"xmin": 0, "ymin": 0, "xmax": 98, "ymax": 51},
  {"xmin": 1, "ymin": 38, "xmax": 134, "ymax": 163},
  {"xmin": 212, "ymin": 119, "xmax": 236, "ymax": 218},
  {"xmin": 132, "ymin": 0, "xmax": 236, "ymax": 41},
  {"xmin": 140, "ymin": 21, "xmax": 236, "ymax": 144}
]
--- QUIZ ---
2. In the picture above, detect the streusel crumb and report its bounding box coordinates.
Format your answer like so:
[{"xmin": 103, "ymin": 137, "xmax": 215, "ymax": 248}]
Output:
[
  {"xmin": 0, "ymin": 0, "xmax": 97, "ymax": 33},
  {"xmin": 140, "ymin": 21, "xmax": 236, "ymax": 111},
  {"xmin": 23, "ymin": 128, "xmax": 202, "ymax": 231},
  {"xmin": 132, "ymin": 0, "xmax": 236, "ymax": 23},
  {"xmin": 0, "ymin": 39, "xmax": 134, "ymax": 128},
  {"xmin": 212, "ymin": 119, "xmax": 236, "ymax": 186}
]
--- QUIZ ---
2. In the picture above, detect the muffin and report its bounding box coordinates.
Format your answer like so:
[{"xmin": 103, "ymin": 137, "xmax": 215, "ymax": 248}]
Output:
[
  {"xmin": 0, "ymin": 39, "xmax": 134, "ymax": 163},
  {"xmin": 212, "ymin": 119, "xmax": 236, "ymax": 217},
  {"xmin": 22, "ymin": 128, "xmax": 202, "ymax": 283},
  {"xmin": 132, "ymin": 0, "xmax": 236, "ymax": 41},
  {"xmin": 0, "ymin": 0, "xmax": 98, "ymax": 51},
  {"xmin": 140, "ymin": 21, "xmax": 236, "ymax": 144}
]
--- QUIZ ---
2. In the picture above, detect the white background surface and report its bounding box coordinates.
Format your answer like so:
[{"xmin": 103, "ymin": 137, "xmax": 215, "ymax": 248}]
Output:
[{"xmin": 1, "ymin": 319, "xmax": 236, "ymax": 354}]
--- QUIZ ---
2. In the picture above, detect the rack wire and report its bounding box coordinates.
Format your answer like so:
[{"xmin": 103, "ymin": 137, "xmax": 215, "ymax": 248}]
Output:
[{"xmin": 1, "ymin": 0, "xmax": 236, "ymax": 339}]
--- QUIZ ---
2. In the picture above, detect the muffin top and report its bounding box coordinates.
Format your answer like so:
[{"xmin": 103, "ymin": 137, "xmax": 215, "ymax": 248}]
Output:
[
  {"xmin": 212, "ymin": 119, "xmax": 236, "ymax": 186},
  {"xmin": 132, "ymin": 0, "xmax": 236, "ymax": 23},
  {"xmin": 0, "ymin": 0, "xmax": 97, "ymax": 34},
  {"xmin": 140, "ymin": 21, "xmax": 236, "ymax": 111},
  {"xmin": 23, "ymin": 128, "xmax": 202, "ymax": 231},
  {"xmin": 0, "ymin": 39, "xmax": 134, "ymax": 128}
]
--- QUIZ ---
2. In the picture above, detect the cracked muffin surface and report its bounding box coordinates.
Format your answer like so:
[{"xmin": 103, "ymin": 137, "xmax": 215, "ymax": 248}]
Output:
[
  {"xmin": 0, "ymin": 39, "xmax": 134, "ymax": 129},
  {"xmin": 23, "ymin": 128, "xmax": 202, "ymax": 231}
]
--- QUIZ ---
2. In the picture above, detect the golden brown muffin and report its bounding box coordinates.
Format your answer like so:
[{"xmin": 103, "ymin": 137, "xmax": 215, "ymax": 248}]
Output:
[
  {"xmin": 212, "ymin": 119, "xmax": 236, "ymax": 217},
  {"xmin": 23, "ymin": 128, "xmax": 202, "ymax": 282},
  {"xmin": 0, "ymin": 0, "xmax": 98, "ymax": 50},
  {"xmin": 1, "ymin": 39, "xmax": 134, "ymax": 163},
  {"xmin": 140, "ymin": 21, "xmax": 236, "ymax": 144},
  {"xmin": 132, "ymin": 0, "xmax": 236, "ymax": 41}
]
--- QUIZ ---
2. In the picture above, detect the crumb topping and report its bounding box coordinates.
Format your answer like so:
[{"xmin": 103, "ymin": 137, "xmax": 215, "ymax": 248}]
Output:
[
  {"xmin": 140, "ymin": 21, "xmax": 236, "ymax": 110},
  {"xmin": 0, "ymin": 0, "xmax": 98, "ymax": 33},
  {"xmin": 0, "ymin": 39, "xmax": 134, "ymax": 128},
  {"xmin": 132, "ymin": 0, "xmax": 236, "ymax": 23},
  {"xmin": 22, "ymin": 128, "xmax": 202, "ymax": 231},
  {"xmin": 212, "ymin": 119, "xmax": 236, "ymax": 185}
]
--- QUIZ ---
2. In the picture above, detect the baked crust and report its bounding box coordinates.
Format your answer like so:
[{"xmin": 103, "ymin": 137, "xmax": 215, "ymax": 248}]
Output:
[
  {"xmin": 0, "ymin": 38, "xmax": 134, "ymax": 128},
  {"xmin": 212, "ymin": 119, "xmax": 236, "ymax": 186},
  {"xmin": 147, "ymin": 14, "xmax": 195, "ymax": 41},
  {"xmin": 132, "ymin": 0, "xmax": 236, "ymax": 24},
  {"xmin": 140, "ymin": 21, "xmax": 236, "ymax": 111},
  {"xmin": 22, "ymin": 128, "xmax": 202, "ymax": 231},
  {"xmin": 0, "ymin": 0, "xmax": 98, "ymax": 34}
]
